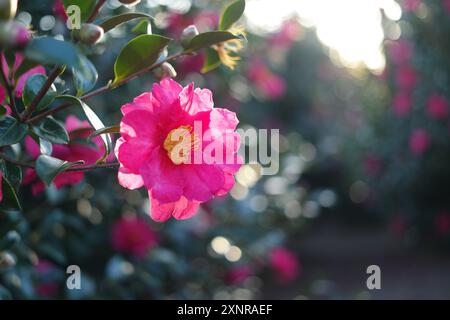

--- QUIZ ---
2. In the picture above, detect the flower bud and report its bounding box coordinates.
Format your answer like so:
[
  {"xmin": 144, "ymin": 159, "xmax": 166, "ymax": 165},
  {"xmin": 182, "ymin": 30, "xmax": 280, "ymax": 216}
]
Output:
[
  {"xmin": 0, "ymin": 0, "xmax": 18, "ymax": 21},
  {"xmin": 154, "ymin": 62, "xmax": 177, "ymax": 80},
  {"xmin": 181, "ymin": 24, "xmax": 199, "ymax": 48},
  {"xmin": 0, "ymin": 251, "xmax": 16, "ymax": 268},
  {"xmin": 119, "ymin": 0, "xmax": 141, "ymax": 6},
  {"xmin": 74, "ymin": 23, "xmax": 104, "ymax": 45},
  {"xmin": 0, "ymin": 21, "xmax": 31, "ymax": 49}
]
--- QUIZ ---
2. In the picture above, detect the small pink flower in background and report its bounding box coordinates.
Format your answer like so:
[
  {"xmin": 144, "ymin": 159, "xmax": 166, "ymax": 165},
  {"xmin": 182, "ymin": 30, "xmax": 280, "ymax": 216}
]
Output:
[
  {"xmin": 35, "ymin": 260, "xmax": 59, "ymax": 298},
  {"xmin": 387, "ymin": 40, "xmax": 413, "ymax": 66},
  {"xmin": 445, "ymin": 0, "xmax": 450, "ymax": 13},
  {"xmin": 268, "ymin": 19, "xmax": 302, "ymax": 50},
  {"xmin": 115, "ymin": 79, "xmax": 241, "ymax": 222},
  {"xmin": 176, "ymin": 53, "xmax": 205, "ymax": 77},
  {"xmin": 53, "ymin": 0, "xmax": 68, "ymax": 21},
  {"xmin": 111, "ymin": 216, "xmax": 159, "ymax": 258},
  {"xmin": 434, "ymin": 212, "xmax": 450, "ymax": 236},
  {"xmin": 364, "ymin": 154, "xmax": 382, "ymax": 176},
  {"xmin": 225, "ymin": 265, "xmax": 253, "ymax": 285},
  {"xmin": 409, "ymin": 128, "xmax": 430, "ymax": 155},
  {"xmin": 426, "ymin": 94, "xmax": 449, "ymax": 120},
  {"xmin": 403, "ymin": 0, "xmax": 421, "ymax": 12},
  {"xmin": 24, "ymin": 116, "xmax": 108, "ymax": 193},
  {"xmin": 393, "ymin": 91, "xmax": 412, "ymax": 117},
  {"xmin": 396, "ymin": 65, "xmax": 417, "ymax": 90},
  {"xmin": 247, "ymin": 59, "xmax": 286, "ymax": 100},
  {"xmin": 194, "ymin": 10, "xmax": 219, "ymax": 31},
  {"xmin": 166, "ymin": 13, "xmax": 194, "ymax": 38},
  {"xmin": 269, "ymin": 247, "xmax": 300, "ymax": 284},
  {"xmin": 1, "ymin": 53, "xmax": 46, "ymax": 98}
]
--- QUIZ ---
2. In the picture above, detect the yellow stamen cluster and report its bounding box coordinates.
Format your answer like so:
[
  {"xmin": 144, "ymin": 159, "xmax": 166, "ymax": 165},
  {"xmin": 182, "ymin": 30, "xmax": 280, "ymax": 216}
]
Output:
[
  {"xmin": 214, "ymin": 25, "xmax": 246, "ymax": 70},
  {"xmin": 163, "ymin": 125, "xmax": 200, "ymax": 165}
]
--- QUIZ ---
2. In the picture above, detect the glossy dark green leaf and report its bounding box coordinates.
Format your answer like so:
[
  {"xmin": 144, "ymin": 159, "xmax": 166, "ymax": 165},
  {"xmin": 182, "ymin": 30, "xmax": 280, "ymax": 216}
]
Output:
[
  {"xmin": 98, "ymin": 13, "xmax": 152, "ymax": 33},
  {"xmin": 0, "ymin": 175, "xmax": 21, "ymax": 210},
  {"xmin": 39, "ymin": 138, "xmax": 53, "ymax": 155},
  {"xmin": 72, "ymin": 55, "xmax": 98, "ymax": 96},
  {"xmin": 35, "ymin": 155, "xmax": 83, "ymax": 186},
  {"xmin": 132, "ymin": 19, "xmax": 152, "ymax": 34},
  {"xmin": 219, "ymin": 0, "xmax": 246, "ymax": 31},
  {"xmin": 0, "ymin": 116, "xmax": 28, "ymax": 147},
  {"xmin": 31, "ymin": 117, "xmax": 69, "ymax": 145},
  {"xmin": 89, "ymin": 125, "xmax": 120, "ymax": 139},
  {"xmin": 56, "ymin": 95, "xmax": 112, "ymax": 163},
  {"xmin": 201, "ymin": 48, "xmax": 222, "ymax": 73},
  {"xmin": 0, "ymin": 161, "xmax": 22, "ymax": 193},
  {"xmin": 113, "ymin": 34, "xmax": 171, "ymax": 85},
  {"xmin": 22, "ymin": 74, "xmax": 57, "ymax": 111},
  {"xmin": 184, "ymin": 31, "xmax": 239, "ymax": 52},
  {"xmin": 25, "ymin": 37, "xmax": 80, "ymax": 68},
  {"xmin": 0, "ymin": 105, "xmax": 7, "ymax": 117}
]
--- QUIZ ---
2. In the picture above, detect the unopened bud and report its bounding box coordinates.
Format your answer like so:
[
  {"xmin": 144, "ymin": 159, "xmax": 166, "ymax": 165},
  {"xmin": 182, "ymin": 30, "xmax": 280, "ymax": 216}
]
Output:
[
  {"xmin": 0, "ymin": 0, "xmax": 18, "ymax": 21},
  {"xmin": 154, "ymin": 62, "xmax": 177, "ymax": 80},
  {"xmin": 0, "ymin": 251, "xmax": 16, "ymax": 268},
  {"xmin": 74, "ymin": 23, "xmax": 104, "ymax": 45},
  {"xmin": 0, "ymin": 21, "xmax": 31, "ymax": 49},
  {"xmin": 181, "ymin": 25, "xmax": 199, "ymax": 48},
  {"xmin": 119, "ymin": 0, "xmax": 141, "ymax": 6}
]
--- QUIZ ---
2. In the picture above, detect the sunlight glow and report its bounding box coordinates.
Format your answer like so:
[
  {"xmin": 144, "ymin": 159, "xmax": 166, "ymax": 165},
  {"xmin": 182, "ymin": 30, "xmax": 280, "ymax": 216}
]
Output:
[{"xmin": 245, "ymin": 0, "xmax": 403, "ymax": 71}]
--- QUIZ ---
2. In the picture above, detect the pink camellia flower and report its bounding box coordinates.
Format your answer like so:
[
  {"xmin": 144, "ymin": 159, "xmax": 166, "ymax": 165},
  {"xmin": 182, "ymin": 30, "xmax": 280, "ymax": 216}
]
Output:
[
  {"xmin": 35, "ymin": 260, "xmax": 59, "ymax": 298},
  {"xmin": 395, "ymin": 65, "xmax": 417, "ymax": 90},
  {"xmin": 434, "ymin": 211, "xmax": 450, "ymax": 236},
  {"xmin": 426, "ymin": 94, "xmax": 449, "ymax": 120},
  {"xmin": 268, "ymin": 19, "xmax": 302, "ymax": 51},
  {"xmin": 53, "ymin": 0, "xmax": 68, "ymax": 21},
  {"xmin": 1, "ymin": 53, "xmax": 45, "ymax": 98},
  {"xmin": 247, "ymin": 59, "xmax": 286, "ymax": 100},
  {"xmin": 111, "ymin": 216, "xmax": 159, "ymax": 258},
  {"xmin": 409, "ymin": 128, "xmax": 430, "ymax": 155},
  {"xmin": 115, "ymin": 79, "xmax": 241, "ymax": 222},
  {"xmin": 225, "ymin": 265, "xmax": 253, "ymax": 285},
  {"xmin": 393, "ymin": 91, "xmax": 412, "ymax": 117},
  {"xmin": 387, "ymin": 40, "xmax": 413, "ymax": 66},
  {"xmin": 269, "ymin": 247, "xmax": 300, "ymax": 284},
  {"xmin": 24, "ymin": 116, "xmax": 108, "ymax": 193},
  {"xmin": 403, "ymin": 0, "xmax": 421, "ymax": 12}
]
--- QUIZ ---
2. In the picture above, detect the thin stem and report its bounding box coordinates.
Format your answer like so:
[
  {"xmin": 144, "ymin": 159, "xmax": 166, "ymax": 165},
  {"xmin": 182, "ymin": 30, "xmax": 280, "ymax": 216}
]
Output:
[
  {"xmin": 87, "ymin": 0, "xmax": 107, "ymax": 23},
  {"xmin": 0, "ymin": 152, "xmax": 119, "ymax": 171},
  {"xmin": 21, "ymin": 66, "xmax": 63, "ymax": 121},
  {"xmin": 0, "ymin": 56, "xmax": 20, "ymax": 119},
  {"xmin": 26, "ymin": 51, "xmax": 186, "ymax": 124}
]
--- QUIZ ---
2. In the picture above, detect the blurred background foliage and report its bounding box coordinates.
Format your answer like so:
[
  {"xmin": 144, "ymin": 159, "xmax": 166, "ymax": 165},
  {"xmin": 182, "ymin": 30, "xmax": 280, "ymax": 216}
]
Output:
[{"xmin": 1, "ymin": 0, "xmax": 450, "ymax": 299}]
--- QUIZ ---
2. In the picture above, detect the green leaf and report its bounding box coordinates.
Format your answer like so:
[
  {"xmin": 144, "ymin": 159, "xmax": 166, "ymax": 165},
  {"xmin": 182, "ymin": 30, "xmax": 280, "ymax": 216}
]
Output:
[
  {"xmin": 0, "ymin": 105, "xmax": 7, "ymax": 117},
  {"xmin": 0, "ymin": 176, "xmax": 21, "ymax": 210},
  {"xmin": 98, "ymin": 13, "xmax": 152, "ymax": 33},
  {"xmin": 25, "ymin": 37, "xmax": 80, "ymax": 68},
  {"xmin": 39, "ymin": 138, "xmax": 53, "ymax": 155},
  {"xmin": 55, "ymin": 95, "xmax": 112, "ymax": 163},
  {"xmin": 22, "ymin": 74, "xmax": 57, "ymax": 111},
  {"xmin": 35, "ymin": 155, "xmax": 83, "ymax": 186},
  {"xmin": 0, "ymin": 116, "xmax": 28, "ymax": 147},
  {"xmin": 184, "ymin": 31, "xmax": 239, "ymax": 52},
  {"xmin": 31, "ymin": 117, "xmax": 69, "ymax": 145},
  {"xmin": 0, "ymin": 160, "xmax": 22, "ymax": 193},
  {"xmin": 201, "ymin": 48, "xmax": 222, "ymax": 73},
  {"xmin": 219, "ymin": 0, "xmax": 246, "ymax": 31},
  {"xmin": 72, "ymin": 55, "xmax": 98, "ymax": 96},
  {"xmin": 62, "ymin": 0, "xmax": 96, "ymax": 23},
  {"xmin": 113, "ymin": 34, "xmax": 171, "ymax": 85},
  {"xmin": 89, "ymin": 125, "xmax": 120, "ymax": 139},
  {"xmin": 132, "ymin": 19, "xmax": 152, "ymax": 34}
]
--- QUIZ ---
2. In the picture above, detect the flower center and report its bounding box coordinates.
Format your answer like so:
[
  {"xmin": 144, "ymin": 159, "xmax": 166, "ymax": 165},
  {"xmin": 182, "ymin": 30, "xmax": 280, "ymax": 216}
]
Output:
[{"xmin": 163, "ymin": 125, "xmax": 199, "ymax": 165}]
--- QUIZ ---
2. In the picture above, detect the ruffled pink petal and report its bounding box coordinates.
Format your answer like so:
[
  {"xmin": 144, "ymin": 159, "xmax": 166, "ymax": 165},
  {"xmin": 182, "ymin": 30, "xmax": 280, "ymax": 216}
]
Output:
[
  {"xmin": 117, "ymin": 165, "xmax": 144, "ymax": 190},
  {"xmin": 121, "ymin": 92, "xmax": 153, "ymax": 115},
  {"xmin": 116, "ymin": 137, "xmax": 154, "ymax": 173},
  {"xmin": 182, "ymin": 164, "xmax": 225, "ymax": 202},
  {"xmin": 120, "ymin": 108, "xmax": 159, "ymax": 141},
  {"xmin": 210, "ymin": 108, "xmax": 239, "ymax": 132},
  {"xmin": 0, "ymin": 85, "xmax": 5, "ymax": 104},
  {"xmin": 151, "ymin": 78, "xmax": 183, "ymax": 110},
  {"xmin": 215, "ymin": 172, "xmax": 236, "ymax": 196},
  {"xmin": 180, "ymin": 84, "xmax": 214, "ymax": 115},
  {"xmin": 25, "ymin": 136, "xmax": 40, "ymax": 159},
  {"xmin": 65, "ymin": 115, "xmax": 90, "ymax": 132},
  {"xmin": 139, "ymin": 147, "xmax": 184, "ymax": 204},
  {"xmin": 150, "ymin": 192, "xmax": 200, "ymax": 221}
]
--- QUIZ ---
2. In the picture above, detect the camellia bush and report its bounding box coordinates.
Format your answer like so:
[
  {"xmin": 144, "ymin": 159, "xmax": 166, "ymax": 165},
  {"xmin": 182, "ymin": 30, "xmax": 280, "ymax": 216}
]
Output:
[{"xmin": 0, "ymin": 0, "xmax": 308, "ymax": 299}]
